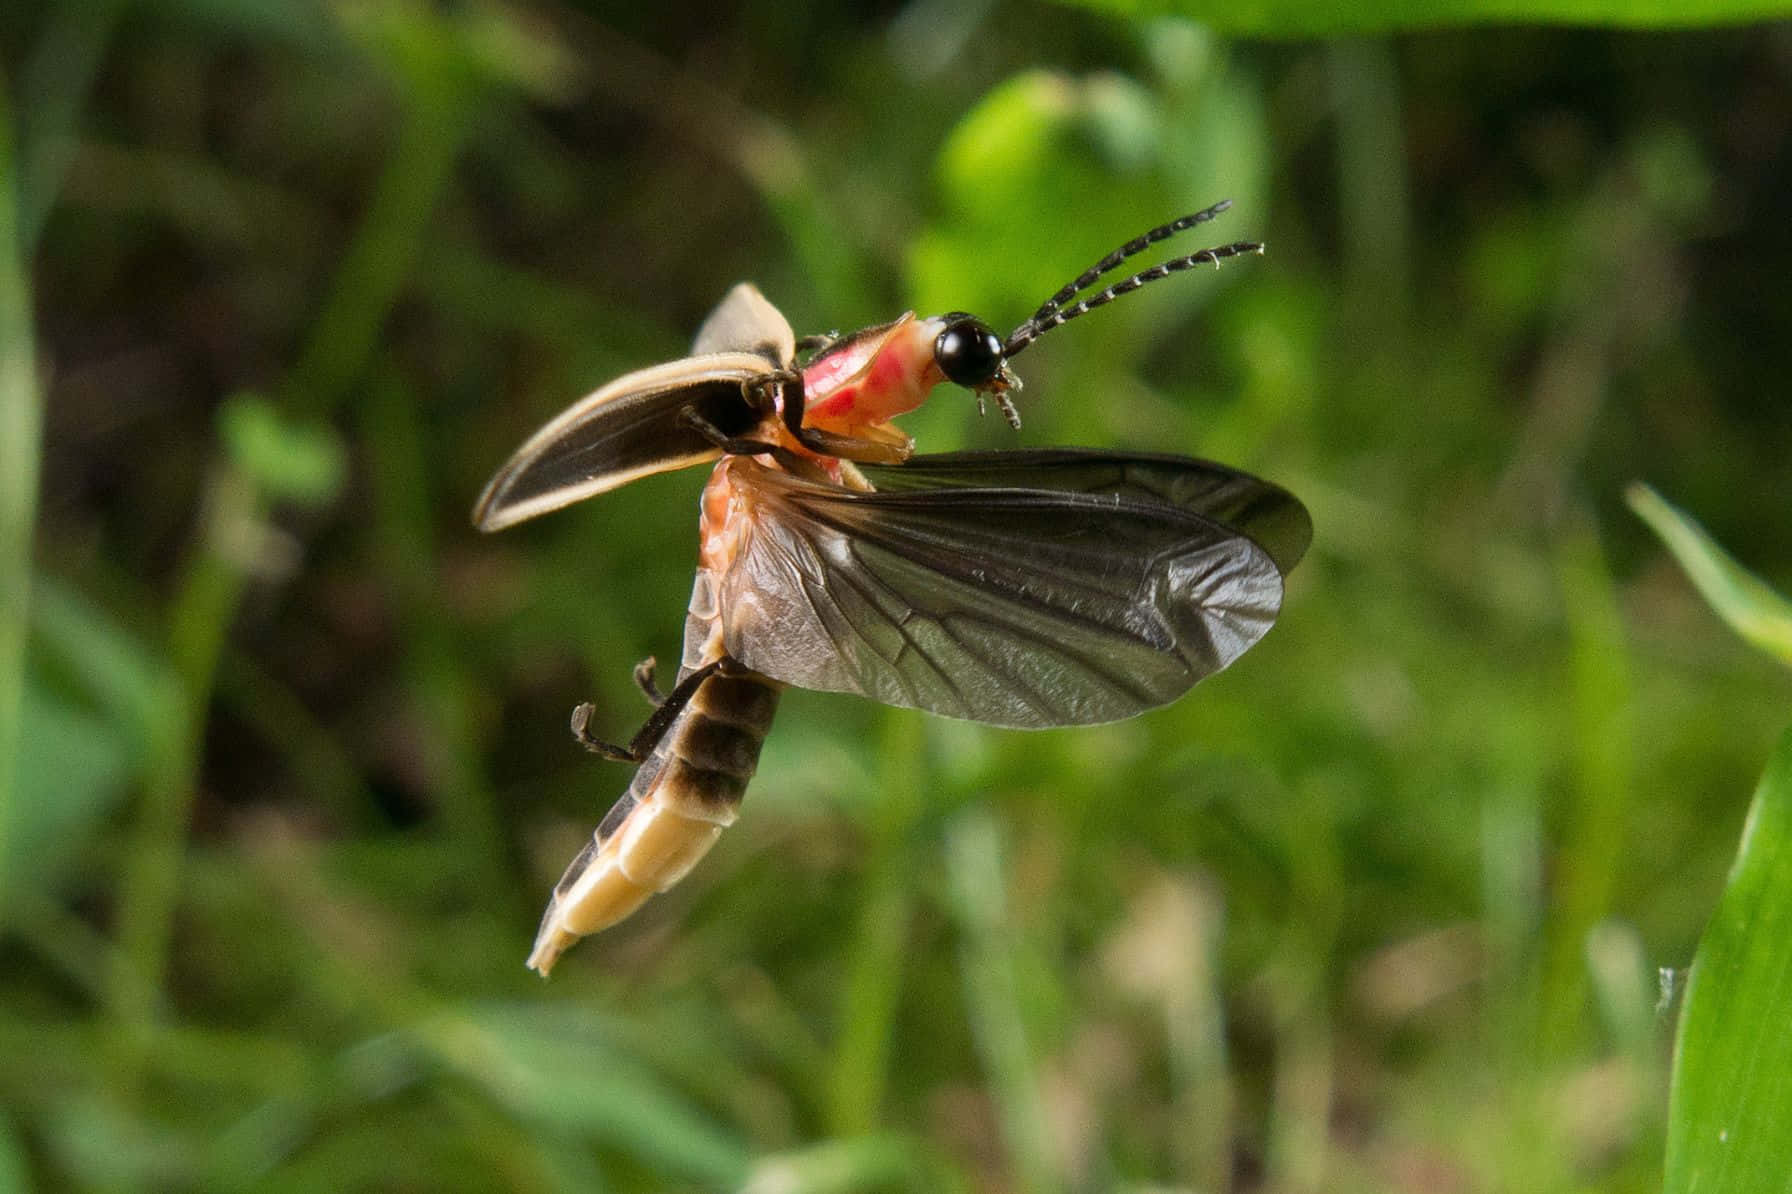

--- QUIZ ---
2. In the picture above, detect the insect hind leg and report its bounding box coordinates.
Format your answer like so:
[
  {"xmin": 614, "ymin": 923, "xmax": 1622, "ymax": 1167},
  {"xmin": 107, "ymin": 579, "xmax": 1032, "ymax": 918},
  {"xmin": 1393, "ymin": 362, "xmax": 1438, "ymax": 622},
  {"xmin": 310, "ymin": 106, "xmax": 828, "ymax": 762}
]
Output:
[
  {"xmin": 569, "ymin": 657, "xmax": 731, "ymax": 763},
  {"xmin": 632, "ymin": 656, "xmax": 665, "ymax": 705}
]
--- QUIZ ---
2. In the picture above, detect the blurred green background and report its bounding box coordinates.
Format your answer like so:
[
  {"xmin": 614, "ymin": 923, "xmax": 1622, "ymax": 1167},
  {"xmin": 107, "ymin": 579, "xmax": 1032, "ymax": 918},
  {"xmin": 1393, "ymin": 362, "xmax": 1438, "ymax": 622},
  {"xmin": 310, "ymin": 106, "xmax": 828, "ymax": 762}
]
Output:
[{"xmin": 5, "ymin": 1, "xmax": 1792, "ymax": 1190}]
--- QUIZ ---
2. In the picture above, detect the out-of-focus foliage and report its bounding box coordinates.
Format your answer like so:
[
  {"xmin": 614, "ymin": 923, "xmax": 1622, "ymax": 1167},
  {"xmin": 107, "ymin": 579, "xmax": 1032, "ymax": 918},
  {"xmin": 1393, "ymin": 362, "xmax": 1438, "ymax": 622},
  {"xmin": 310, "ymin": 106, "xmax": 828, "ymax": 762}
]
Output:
[
  {"xmin": 4, "ymin": 1, "xmax": 1792, "ymax": 1191},
  {"xmin": 1054, "ymin": 0, "xmax": 1792, "ymax": 34}
]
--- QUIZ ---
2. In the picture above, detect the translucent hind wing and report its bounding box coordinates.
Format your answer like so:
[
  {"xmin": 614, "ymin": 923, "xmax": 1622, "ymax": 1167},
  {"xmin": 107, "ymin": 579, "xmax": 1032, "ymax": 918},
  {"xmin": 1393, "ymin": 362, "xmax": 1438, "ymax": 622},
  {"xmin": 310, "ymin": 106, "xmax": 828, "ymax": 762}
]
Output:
[
  {"xmin": 717, "ymin": 460, "xmax": 1286, "ymax": 728},
  {"xmin": 861, "ymin": 448, "xmax": 1311, "ymax": 574}
]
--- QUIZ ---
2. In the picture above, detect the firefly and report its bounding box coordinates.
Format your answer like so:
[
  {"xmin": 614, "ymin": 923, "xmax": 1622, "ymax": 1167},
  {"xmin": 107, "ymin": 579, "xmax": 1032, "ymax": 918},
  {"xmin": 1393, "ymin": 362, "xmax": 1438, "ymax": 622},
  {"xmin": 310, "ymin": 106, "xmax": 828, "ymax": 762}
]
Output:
[{"xmin": 474, "ymin": 201, "xmax": 1309, "ymax": 974}]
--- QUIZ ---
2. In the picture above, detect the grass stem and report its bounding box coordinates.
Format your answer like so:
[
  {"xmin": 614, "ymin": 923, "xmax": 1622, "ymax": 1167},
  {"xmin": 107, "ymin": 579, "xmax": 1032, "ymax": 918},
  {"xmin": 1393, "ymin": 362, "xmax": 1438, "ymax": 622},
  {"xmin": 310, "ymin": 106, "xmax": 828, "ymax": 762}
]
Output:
[{"xmin": 0, "ymin": 83, "xmax": 42, "ymax": 941}]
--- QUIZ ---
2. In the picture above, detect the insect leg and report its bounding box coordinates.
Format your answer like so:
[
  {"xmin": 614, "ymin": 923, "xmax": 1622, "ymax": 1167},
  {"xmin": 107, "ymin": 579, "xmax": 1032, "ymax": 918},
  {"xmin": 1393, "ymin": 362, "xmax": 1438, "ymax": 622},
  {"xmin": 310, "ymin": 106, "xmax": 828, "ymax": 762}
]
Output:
[
  {"xmin": 529, "ymin": 657, "xmax": 777, "ymax": 974},
  {"xmin": 632, "ymin": 656, "xmax": 665, "ymax": 705},
  {"xmin": 676, "ymin": 406, "xmax": 785, "ymax": 459},
  {"xmin": 679, "ymin": 403, "xmax": 836, "ymax": 478},
  {"xmin": 993, "ymin": 390, "xmax": 1022, "ymax": 430},
  {"xmin": 568, "ymin": 705, "xmax": 640, "ymax": 762},
  {"xmin": 775, "ymin": 370, "xmax": 912, "ymax": 464},
  {"xmin": 570, "ymin": 657, "xmax": 727, "ymax": 763}
]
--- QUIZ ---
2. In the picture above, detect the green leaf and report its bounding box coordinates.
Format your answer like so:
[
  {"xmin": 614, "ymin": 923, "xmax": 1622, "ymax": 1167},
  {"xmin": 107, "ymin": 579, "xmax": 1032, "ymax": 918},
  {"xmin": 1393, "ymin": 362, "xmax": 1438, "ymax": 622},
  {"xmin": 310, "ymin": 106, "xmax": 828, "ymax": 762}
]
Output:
[
  {"xmin": 218, "ymin": 393, "xmax": 348, "ymax": 508},
  {"xmin": 1627, "ymin": 482, "xmax": 1792, "ymax": 669},
  {"xmin": 0, "ymin": 1110, "xmax": 28, "ymax": 1193},
  {"xmin": 1666, "ymin": 726, "xmax": 1792, "ymax": 1194},
  {"xmin": 5, "ymin": 680, "xmax": 132, "ymax": 901},
  {"xmin": 30, "ymin": 576, "xmax": 178, "ymax": 760},
  {"xmin": 1046, "ymin": 0, "xmax": 1792, "ymax": 34},
  {"xmin": 132, "ymin": 0, "xmax": 338, "ymax": 49},
  {"xmin": 334, "ymin": 0, "xmax": 577, "ymax": 100},
  {"xmin": 910, "ymin": 62, "xmax": 1265, "ymax": 330},
  {"xmin": 742, "ymin": 1135, "xmax": 961, "ymax": 1194}
]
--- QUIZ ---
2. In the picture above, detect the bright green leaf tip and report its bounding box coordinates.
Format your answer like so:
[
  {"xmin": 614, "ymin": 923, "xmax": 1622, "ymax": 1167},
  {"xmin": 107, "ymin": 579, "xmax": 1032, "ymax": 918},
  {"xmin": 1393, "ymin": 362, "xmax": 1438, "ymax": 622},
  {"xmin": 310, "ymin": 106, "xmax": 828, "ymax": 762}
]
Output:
[{"xmin": 1627, "ymin": 482, "xmax": 1792, "ymax": 670}]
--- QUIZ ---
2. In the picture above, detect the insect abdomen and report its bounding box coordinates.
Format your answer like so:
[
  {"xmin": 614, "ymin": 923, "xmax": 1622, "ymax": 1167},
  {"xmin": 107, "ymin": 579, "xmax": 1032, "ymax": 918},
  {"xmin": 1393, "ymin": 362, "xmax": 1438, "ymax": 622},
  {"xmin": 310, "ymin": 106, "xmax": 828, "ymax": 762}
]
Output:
[{"xmin": 525, "ymin": 664, "xmax": 780, "ymax": 975}]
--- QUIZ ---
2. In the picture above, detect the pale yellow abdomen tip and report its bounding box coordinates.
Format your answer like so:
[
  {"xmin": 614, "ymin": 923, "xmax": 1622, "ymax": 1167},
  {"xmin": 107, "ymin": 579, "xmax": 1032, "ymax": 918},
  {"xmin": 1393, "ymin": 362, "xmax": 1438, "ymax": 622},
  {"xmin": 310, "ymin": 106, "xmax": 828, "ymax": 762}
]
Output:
[{"xmin": 525, "ymin": 800, "xmax": 730, "ymax": 975}]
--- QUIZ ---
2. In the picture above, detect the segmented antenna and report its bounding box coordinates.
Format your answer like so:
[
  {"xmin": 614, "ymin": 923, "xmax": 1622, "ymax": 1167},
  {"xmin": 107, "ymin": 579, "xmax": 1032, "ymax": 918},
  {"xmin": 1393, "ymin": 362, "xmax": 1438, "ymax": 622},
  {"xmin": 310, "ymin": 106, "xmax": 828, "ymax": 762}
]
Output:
[{"xmin": 1003, "ymin": 201, "xmax": 1263, "ymax": 358}]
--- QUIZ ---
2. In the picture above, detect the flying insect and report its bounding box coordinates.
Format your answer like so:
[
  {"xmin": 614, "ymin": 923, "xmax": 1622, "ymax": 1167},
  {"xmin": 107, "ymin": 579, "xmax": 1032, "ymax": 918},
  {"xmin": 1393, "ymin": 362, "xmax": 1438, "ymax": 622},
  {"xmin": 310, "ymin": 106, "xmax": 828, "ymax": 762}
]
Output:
[{"xmin": 474, "ymin": 201, "xmax": 1310, "ymax": 974}]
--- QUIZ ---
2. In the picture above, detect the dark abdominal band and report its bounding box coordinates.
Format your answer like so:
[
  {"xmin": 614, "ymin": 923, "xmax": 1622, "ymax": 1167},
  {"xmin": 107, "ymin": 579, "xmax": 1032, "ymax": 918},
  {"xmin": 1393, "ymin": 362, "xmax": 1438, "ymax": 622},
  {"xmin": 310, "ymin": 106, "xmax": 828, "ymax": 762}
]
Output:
[{"xmin": 564, "ymin": 666, "xmax": 782, "ymax": 903}]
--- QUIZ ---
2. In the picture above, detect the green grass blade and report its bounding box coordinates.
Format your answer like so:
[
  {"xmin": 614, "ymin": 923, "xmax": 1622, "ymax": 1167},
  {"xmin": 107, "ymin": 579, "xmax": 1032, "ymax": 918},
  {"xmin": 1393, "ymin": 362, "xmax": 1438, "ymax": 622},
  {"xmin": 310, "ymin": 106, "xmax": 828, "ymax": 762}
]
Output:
[
  {"xmin": 1627, "ymin": 483, "xmax": 1792, "ymax": 669},
  {"xmin": 107, "ymin": 467, "xmax": 257, "ymax": 1053},
  {"xmin": 0, "ymin": 74, "xmax": 42, "ymax": 942},
  {"xmin": 29, "ymin": 578, "xmax": 174, "ymax": 761},
  {"xmin": 0, "ymin": 1109, "xmax": 26, "ymax": 1192},
  {"xmin": 743, "ymin": 1135, "xmax": 965, "ymax": 1194},
  {"xmin": 826, "ymin": 711, "xmax": 923, "ymax": 1136},
  {"xmin": 946, "ymin": 810, "xmax": 1060, "ymax": 1194},
  {"xmin": 1048, "ymin": 0, "xmax": 1792, "ymax": 34},
  {"xmin": 282, "ymin": 90, "xmax": 469, "ymax": 416},
  {"xmin": 14, "ymin": 0, "xmax": 127, "ymax": 252},
  {"xmin": 429, "ymin": 1005, "xmax": 750, "ymax": 1188},
  {"xmin": 7, "ymin": 682, "xmax": 131, "ymax": 904},
  {"xmin": 1665, "ymin": 726, "xmax": 1792, "ymax": 1194},
  {"xmin": 1537, "ymin": 520, "xmax": 1635, "ymax": 1055}
]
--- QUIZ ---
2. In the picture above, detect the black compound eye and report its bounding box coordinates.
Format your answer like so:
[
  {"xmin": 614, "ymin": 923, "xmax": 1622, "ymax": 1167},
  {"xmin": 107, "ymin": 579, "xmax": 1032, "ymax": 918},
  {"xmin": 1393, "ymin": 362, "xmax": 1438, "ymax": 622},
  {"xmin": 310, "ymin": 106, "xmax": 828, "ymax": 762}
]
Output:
[{"xmin": 934, "ymin": 316, "xmax": 1004, "ymax": 388}]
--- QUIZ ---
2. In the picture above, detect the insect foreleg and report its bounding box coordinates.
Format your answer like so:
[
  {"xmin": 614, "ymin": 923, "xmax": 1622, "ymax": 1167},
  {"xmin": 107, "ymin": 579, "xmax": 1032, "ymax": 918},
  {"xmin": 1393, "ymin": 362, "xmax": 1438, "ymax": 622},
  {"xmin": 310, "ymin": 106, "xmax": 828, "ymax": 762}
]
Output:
[
  {"xmin": 774, "ymin": 370, "xmax": 912, "ymax": 464},
  {"xmin": 994, "ymin": 390, "xmax": 1022, "ymax": 430},
  {"xmin": 570, "ymin": 657, "xmax": 730, "ymax": 763},
  {"xmin": 676, "ymin": 406, "xmax": 786, "ymax": 459}
]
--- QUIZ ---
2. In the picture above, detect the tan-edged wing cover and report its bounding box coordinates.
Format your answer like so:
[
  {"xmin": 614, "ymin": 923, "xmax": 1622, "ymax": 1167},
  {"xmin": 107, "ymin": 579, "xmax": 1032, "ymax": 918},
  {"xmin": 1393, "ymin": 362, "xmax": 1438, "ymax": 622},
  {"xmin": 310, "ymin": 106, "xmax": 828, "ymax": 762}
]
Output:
[{"xmin": 472, "ymin": 284, "xmax": 795, "ymax": 532}]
